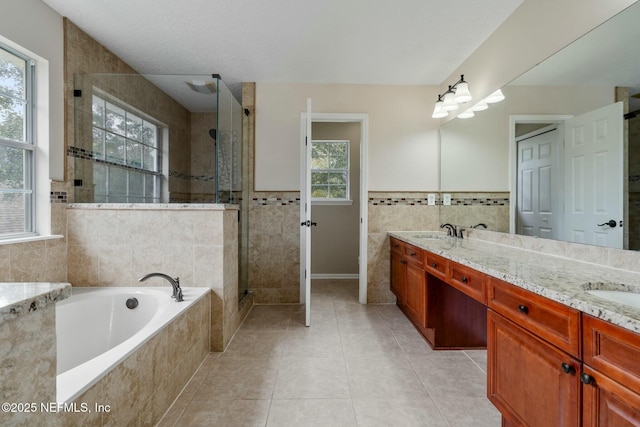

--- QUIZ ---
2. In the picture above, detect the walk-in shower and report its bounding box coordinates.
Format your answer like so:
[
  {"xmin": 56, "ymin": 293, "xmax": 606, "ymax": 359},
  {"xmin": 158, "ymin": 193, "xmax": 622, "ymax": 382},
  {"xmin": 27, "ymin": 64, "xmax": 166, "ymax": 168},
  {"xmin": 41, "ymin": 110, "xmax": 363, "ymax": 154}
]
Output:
[{"xmin": 72, "ymin": 73, "xmax": 249, "ymax": 298}]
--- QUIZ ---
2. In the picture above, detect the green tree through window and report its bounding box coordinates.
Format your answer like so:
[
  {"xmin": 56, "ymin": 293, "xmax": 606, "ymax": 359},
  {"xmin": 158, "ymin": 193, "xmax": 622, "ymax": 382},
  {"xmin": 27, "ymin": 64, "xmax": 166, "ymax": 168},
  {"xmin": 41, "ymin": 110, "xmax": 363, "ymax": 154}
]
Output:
[{"xmin": 311, "ymin": 140, "xmax": 349, "ymax": 200}]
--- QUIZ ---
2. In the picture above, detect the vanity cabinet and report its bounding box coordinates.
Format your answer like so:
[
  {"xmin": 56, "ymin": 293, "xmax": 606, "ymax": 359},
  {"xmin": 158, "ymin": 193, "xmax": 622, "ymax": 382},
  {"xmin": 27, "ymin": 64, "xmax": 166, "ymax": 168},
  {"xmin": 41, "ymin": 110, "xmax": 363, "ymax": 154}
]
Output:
[
  {"xmin": 582, "ymin": 315, "xmax": 640, "ymax": 426},
  {"xmin": 390, "ymin": 238, "xmax": 426, "ymax": 327},
  {"xmin": 487, "ymin": 277, "xmax": 582, "ymax": 426},
  {"xmin": 449, "ymin": 261, "xmax": 487, "ymax": 305},
  {"xmin": 390, "ymin": 237, "xmax": 486, "ymax": 349},
  {"xmin": 488, "ymin": 310, "xmax": 581, "ymax": 427}
]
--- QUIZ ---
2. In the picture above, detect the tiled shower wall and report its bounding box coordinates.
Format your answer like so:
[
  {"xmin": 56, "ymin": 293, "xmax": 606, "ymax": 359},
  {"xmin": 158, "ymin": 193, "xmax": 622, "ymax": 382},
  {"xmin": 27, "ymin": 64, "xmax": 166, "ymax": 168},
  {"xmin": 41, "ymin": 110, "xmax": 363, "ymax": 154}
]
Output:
[
  {"xmin": 65, "ymin": 205, "xmax": 243, "ymax": 351},
  {"xmin": 247, "ymin": 191, "xmax": 510, "ymax": 304}
]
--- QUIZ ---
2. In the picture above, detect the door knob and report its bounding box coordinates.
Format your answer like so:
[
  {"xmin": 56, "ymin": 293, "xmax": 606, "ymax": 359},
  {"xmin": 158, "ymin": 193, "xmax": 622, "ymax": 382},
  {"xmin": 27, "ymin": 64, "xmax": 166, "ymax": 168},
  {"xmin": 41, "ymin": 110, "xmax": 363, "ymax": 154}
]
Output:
[{"xmin": 597, "ymin": 220, "xmax": 617, "ymax": 228}]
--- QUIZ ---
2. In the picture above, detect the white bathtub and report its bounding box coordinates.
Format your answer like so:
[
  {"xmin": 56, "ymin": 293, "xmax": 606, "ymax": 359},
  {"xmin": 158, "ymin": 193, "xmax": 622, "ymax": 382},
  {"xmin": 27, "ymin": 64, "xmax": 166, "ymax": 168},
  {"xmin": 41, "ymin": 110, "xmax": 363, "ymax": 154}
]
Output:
[{"xmin": 56, "ymin": 286, "xmax": 209, "ymax": 403}]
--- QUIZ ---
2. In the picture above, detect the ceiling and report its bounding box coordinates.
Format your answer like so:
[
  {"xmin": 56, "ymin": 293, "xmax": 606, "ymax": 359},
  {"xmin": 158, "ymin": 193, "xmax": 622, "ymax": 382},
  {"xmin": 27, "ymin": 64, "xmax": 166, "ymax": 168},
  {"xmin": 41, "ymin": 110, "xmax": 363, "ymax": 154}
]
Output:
[{"xmin": 42, "ymin": 0, "xmax": 524, "ymax": 105}]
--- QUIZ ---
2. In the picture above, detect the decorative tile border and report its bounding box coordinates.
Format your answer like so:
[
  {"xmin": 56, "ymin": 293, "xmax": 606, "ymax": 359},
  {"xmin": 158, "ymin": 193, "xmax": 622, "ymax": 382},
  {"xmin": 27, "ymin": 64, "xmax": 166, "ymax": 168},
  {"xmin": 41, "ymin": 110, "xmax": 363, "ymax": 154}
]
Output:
[
  {"xmin": 68, "ymin": 145, "xmax": 162, "ymax": 176},
  {"xmin": 368, "ymin": 197, "xmax": 509, "ymax": 206},
  {"xmin": 50, "ymin": 191, "xmax": 67, "ymax": 203},
  {"xmin": 169, "ymin": 170, "xmax": 215, "ymax": 182},
  {"xmin": 630, "ymin": 175, "xmax": 640, "ymax": 182},
  {"xmin": 252, "ymin": 197, "xmax": 300, "ymax": 206}
]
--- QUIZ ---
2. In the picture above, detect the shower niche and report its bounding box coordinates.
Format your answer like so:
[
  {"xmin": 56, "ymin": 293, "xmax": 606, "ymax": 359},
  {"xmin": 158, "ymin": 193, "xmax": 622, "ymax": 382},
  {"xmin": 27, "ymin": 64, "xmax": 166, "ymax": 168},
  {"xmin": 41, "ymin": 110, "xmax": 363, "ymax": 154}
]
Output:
[{"xmin": 72, "ymin": 73, "xmax": 242, "ymax": 204}]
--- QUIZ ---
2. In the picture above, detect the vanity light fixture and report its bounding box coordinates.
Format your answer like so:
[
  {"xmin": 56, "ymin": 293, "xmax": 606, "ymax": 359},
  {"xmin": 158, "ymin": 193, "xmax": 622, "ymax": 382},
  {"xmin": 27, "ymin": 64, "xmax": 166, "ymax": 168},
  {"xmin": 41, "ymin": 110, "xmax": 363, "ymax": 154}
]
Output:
[
  {"xmin": 470, "ymin": 100, "xmax": 489, "ymax": 111},
  {"xmin": 457, "ymin": 109, "xmax": 475, "ymax": 119},
  {"xmin": 484, "ymin": 88, "xmax": 505, "ymax": 103},
  {"xmin": 431, "ymin": 75, "xmax": 472, "ymax": 118},
  {"xmin": 431, "ymin": 94, "xmax": 449, "ymax": 118}
]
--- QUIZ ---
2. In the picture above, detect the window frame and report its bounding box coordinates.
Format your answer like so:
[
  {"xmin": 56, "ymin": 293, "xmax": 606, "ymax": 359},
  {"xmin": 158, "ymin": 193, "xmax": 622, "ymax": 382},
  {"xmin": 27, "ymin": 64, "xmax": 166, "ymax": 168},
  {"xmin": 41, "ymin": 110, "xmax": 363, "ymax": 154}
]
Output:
[
  {"xmin": 0, "ymin": 42, "xmax": 36, "ymax": 239},
  {"xmin": 91, "ymin": 91, "xmax": 163, "ymax": 203},
  {"xmin": 310, "ymin": 139, "xmax": 351, "ymax": 203}
]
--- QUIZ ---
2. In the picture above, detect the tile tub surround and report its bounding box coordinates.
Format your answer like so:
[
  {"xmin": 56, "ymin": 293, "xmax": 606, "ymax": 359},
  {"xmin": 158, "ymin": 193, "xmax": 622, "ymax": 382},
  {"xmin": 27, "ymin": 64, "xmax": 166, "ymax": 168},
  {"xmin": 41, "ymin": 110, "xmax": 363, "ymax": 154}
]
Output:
[
  {"xmin": 66, "ymin": 203, "xmax": 242, "ymax": 352},
  {"xmin": 0, "ymin": 283, "xmax": 70, "ymax": 427},
  {"xmin": 57, "ymin": 289, "xmax": 210, "ymax": 427},
  {"xmin": 389, "ymin": 230, "xmax": 640, "ymax": 333}
]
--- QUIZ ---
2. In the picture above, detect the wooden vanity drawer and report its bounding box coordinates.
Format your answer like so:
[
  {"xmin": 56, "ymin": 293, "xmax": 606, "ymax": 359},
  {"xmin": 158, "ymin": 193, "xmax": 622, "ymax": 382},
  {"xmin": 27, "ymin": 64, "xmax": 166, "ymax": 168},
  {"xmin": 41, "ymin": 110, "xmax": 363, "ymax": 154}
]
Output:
[
  {"xmin": 488, "ymin": 277, "xmax": 581, "ymax": 357},
  {"xmin": 583, "ymin": 314, "xmax": 640, "ymax": 395},
  {"xmin": 449, "ymin": 262, "xmax": 487, "ymax": 304},
  {"xmin": 403, "ymin": 244, "xmax": 423, "ymax": 267},
  {"xmin": 424, "ymin": 251, "xmax": 448, "ymax": 280},
  {"xmin": 390, "ymin": 237, "xmax": 404, "ymax": 255}
]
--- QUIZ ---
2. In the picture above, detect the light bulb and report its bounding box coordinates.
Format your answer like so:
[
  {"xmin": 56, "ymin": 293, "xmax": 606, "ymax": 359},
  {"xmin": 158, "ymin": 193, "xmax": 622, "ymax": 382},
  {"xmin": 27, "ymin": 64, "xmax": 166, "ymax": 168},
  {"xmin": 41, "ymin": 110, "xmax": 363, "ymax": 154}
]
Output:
[
  {"xmin": 457, "ymin": 109, "xmax": 475, "ymax": 119},
  {"xmin": 470, "ymin": 100, "xmax": 488, "ymax": 111},
  {"xmin": 484, "ymin": 89, "xmax": 505, "ymax": 103},
  {"xmin": 441, "ymin": 90, "xmax": 459, "ymax": 111},
  {"xmin": 432, "ymin": 99, "xmax": 448, "ymax": 118},
  {"xmin": 453, "ymin": 81, "xmax": 472, "ymax": 103}
]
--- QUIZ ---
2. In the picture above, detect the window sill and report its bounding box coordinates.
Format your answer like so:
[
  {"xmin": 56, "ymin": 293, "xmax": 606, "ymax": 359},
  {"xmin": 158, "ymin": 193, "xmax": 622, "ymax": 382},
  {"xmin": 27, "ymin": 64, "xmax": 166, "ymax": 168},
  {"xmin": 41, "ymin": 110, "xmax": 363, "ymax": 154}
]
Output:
[
  {"xmin": 311, "ymin": 199, "xmax": 353, "ymax": 206},
  {"xmin": 0, "ymin": 234, "xmax": 64, "ymax": 246}
]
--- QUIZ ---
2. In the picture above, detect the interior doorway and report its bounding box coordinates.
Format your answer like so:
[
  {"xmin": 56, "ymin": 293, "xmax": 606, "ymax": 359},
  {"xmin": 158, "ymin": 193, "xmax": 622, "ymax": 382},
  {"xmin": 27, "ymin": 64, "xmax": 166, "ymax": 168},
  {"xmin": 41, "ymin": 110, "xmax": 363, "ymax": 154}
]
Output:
[{"xmin": 300, "ymin": 113, "xmax": 369, "ymax": 307}]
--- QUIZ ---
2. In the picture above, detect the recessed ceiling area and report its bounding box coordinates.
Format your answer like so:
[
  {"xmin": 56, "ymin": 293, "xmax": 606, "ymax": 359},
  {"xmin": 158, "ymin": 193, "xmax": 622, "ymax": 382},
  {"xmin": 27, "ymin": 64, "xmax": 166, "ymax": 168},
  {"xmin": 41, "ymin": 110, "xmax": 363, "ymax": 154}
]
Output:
[{"xmin": 42, "ymin": 0, "xmax": 524, "ymax": 99}]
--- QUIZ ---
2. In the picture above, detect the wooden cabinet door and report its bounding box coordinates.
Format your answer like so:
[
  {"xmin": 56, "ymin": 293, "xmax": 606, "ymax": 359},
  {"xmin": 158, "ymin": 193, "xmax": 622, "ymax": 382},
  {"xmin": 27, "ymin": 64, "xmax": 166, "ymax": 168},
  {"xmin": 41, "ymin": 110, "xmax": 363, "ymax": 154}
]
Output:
[
  {"xmin": 487, "ymin": 310, "xmax": 581, "ymax": 427},
  {"xmin": 405, "ymin": 262, "xmax": 426, "ymax": 327},
  {"xmin": 582, "ymin": 364, "xmax": 640, "ymax": 427},
  {"xmin": 390, "ymin": 251, "xmax": 406, "ymax": 305}
]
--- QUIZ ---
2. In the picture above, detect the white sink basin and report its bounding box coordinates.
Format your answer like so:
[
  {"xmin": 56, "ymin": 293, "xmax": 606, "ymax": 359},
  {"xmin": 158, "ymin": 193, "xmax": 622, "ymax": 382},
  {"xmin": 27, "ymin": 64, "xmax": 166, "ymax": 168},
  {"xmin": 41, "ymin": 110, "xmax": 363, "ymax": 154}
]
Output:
[
  {"xmin": 585, "ymin": 290, "xmax": 640, "ymax": 309},
  {"xmin": 410, "ymin": 233, "xmax": 443, "ymax": 240}
]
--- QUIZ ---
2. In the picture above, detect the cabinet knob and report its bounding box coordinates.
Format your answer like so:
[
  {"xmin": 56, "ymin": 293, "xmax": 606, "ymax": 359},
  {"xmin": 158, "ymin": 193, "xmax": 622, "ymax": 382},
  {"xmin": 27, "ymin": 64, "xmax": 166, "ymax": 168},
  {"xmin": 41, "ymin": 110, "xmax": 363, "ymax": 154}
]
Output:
[
  {"xmin": 410, "ymin": 252, "xmax": 416, "ymax": 257},
  {"xmin": 580, "ymin": 373, "xmax": 595, "ymax": 385},
  {"xmin": 518, "ymin": 304, "xmax": 528, "ymax": 314},
  {"xmin": 561, "ymin": 363, "xmax": 575, "ymax": 375},
  {"xmin": 431, "ymin": 263, "xmax": 437, "ymax": 268},
  {"xmin": 400, "ymin": 260, "xmax": 407, "ymax": 265},
  {"xmin": 461, "ymin": 277, "xmax": 468, "ymax": 283}
]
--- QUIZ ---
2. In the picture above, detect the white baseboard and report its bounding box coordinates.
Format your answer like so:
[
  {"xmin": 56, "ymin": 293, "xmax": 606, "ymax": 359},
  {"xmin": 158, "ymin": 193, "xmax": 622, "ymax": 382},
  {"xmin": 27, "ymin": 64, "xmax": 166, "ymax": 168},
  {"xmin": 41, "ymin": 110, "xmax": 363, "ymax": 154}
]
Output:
[{"xmin": 310, "ymin": 274, "xmax": 359, "ymax": 280}]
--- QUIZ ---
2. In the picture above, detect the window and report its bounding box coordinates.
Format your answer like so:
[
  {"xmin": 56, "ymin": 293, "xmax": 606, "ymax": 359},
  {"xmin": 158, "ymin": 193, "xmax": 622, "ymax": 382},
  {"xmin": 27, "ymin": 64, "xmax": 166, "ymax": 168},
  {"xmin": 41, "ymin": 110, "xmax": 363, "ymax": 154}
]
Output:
[
  {"xmin": 311, "ymin": 140, "xmax": 349, "ymax": 200},
  {"xmin": 91, "ymin": 93, "xmax": 162, "ymax": 202},
  {"xmin": 0, "ymin": 44, "xmax": 35, "ymax": 237}
]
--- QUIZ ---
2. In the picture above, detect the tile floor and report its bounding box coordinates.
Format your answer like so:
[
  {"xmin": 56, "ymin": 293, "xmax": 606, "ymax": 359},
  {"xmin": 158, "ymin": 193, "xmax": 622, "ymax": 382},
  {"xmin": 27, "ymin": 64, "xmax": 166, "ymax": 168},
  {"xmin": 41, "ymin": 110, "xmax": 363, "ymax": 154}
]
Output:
[{"xmin": 157, "ymin": 280, "xmax": 501, "ymax": 426}]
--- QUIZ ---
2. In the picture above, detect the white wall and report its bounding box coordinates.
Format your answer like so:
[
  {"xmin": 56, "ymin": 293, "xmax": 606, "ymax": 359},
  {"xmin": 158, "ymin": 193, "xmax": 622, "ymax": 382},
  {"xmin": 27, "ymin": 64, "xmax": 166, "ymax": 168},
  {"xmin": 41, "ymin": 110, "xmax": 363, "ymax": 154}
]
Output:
[
  {"xmin": 0, "ymin": 0, "xmax": 64, "ymax": 180},
  {"xmin": 440, "ymin": 85, "xmax": 614, "ymax": 191},
  {"xmin": 255, "ymin": 83, "xmax": 440, "ymax": 191}
]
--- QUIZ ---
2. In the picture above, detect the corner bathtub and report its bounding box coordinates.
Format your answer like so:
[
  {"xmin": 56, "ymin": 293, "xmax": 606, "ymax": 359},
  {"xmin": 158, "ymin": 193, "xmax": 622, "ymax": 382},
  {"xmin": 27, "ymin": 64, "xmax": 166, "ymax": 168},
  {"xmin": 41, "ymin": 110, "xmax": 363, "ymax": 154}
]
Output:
[{"xmin": 56, "ymin": 286, "xmax": 209, "ymax": 403}]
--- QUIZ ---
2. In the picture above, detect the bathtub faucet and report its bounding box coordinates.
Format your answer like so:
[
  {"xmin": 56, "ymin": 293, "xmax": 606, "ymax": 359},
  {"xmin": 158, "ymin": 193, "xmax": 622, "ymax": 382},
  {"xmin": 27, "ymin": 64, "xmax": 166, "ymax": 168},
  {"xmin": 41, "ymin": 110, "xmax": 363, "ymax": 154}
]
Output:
[{"xmin": 138, "ymin": 272, "xmax": 184, "ymax": 302}]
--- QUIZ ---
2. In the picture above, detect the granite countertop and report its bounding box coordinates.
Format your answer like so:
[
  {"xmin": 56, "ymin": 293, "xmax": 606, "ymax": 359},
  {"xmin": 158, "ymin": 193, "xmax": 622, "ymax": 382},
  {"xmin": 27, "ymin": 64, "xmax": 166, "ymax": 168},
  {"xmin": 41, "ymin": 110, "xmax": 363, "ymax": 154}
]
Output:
[
  {"xmin": 389, "ymin": 231, "xmax": 640, "ymax": 334},
  {"xmin": 0, "ymin": 283, "xmax": 72, "ymax": 323}
]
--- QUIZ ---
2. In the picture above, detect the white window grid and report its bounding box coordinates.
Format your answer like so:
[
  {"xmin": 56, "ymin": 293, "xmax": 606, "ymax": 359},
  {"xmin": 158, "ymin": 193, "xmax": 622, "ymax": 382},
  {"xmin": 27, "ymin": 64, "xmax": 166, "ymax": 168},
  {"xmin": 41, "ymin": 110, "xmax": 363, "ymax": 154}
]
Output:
[
  {"xmin": 0, "ymin": 44, "xmax": 35, "ymax": 238},
  {"xmin": 91, "ymin": 93, "xmax": 162, "ymax": 203},
  {"xmin": 311, "ymin": 139, "xmax": 350, "ymax": 200}
]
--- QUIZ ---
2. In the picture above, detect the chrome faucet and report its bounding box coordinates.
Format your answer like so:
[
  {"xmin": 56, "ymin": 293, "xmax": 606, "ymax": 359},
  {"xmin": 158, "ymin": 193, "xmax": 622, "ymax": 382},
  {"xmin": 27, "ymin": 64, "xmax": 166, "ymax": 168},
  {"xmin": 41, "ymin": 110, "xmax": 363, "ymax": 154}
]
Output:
[
  {"xmin": 440, "ymin": 223, "xmax": 457, "ymax": 237},
  {"xmin": 472, "ymin": 223, "xmax": 488, "ymax": 229},
  {"xmin": 138, "ymin": 272, "xmax": 183, "ymax": 302}
]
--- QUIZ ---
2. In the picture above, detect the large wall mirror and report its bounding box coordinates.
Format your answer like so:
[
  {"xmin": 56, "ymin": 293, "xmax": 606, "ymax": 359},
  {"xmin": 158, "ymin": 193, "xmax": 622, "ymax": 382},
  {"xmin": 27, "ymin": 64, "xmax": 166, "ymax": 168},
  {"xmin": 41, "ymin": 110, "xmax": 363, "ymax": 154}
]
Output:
[{"xmin": 440, "ymin": 2, "xmax": 640, "ymax": 250}]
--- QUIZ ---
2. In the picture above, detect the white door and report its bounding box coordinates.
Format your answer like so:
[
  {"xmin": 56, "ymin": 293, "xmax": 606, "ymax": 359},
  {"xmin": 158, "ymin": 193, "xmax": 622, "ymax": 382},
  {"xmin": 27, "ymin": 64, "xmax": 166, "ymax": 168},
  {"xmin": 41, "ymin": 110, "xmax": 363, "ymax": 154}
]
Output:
[
  {"xmin": 300, "ymin": 98, "xmax": 312, "ymax": 326},
  {"xmin": 516, "ymin": 125, "xmax": 561, "ymax": 240},
  {"xmin": 564, "ymin": 102, "xmax": 623, "ymax": 248}
]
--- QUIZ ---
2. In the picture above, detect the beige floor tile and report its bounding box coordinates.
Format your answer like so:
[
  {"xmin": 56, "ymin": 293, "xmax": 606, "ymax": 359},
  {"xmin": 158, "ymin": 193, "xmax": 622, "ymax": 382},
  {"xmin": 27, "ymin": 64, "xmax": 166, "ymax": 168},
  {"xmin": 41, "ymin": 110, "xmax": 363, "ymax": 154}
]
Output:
[
  {"xmin": 273, "ymin": 357, "xmax": 350, "ymax": 399},
  {"xmin": 266, "ymin": 399, "xmax": 357, "ymax": 427},
  {"xmin": 346, "ymin": 355, "xmax": 428, "ymax": 399},
  {"xmin": 411, "ymin": 357, "xmax": 487, "ymax": 398},
  {"xmin": 159, "ymin": 279, "xmax": 501, "ymax": 426},
  {"xmin": 340, "ymin": 330, "xmax": 405, "ymax": 358},
  {"xmin": 281, "ymin": 329, "xmax": 343, "ymax": 359},
  {"xmin": 223, "ymin": 330, "xmax": 286, "ymax": 358},
  {"xmin": 353, "ymin": 398, "xmax": 449, "ymax": 427},
  {"xmin": 431, "ymin": 395, "xmax": 501, "ymax": 427},
  {"xmin": 193, "ymin": 357, "xmax": 279, "ymax": 400},
  {"xmin": 177, "ymin": 399, "xmax": 271, "ymax": 426}
]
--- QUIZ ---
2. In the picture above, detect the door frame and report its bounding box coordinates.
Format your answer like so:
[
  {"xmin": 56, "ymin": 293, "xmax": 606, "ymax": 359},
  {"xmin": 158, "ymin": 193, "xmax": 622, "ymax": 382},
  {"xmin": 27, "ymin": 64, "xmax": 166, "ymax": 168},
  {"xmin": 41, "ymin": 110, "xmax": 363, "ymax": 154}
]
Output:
[
  {"xmin": 509, "ymin": 115, "xmax": 572, "ymax": 233},
  {"xmin": 299, "ymin": 112, "xmax": 369, "ymax": 304}
]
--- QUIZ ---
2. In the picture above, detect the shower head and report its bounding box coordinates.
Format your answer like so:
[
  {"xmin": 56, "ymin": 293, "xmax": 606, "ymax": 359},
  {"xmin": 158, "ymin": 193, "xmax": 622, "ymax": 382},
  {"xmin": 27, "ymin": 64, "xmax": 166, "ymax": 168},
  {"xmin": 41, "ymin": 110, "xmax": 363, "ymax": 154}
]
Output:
[{"xmin": 209, "ymin": 129, "xmax": 216, "ymax": 140}]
